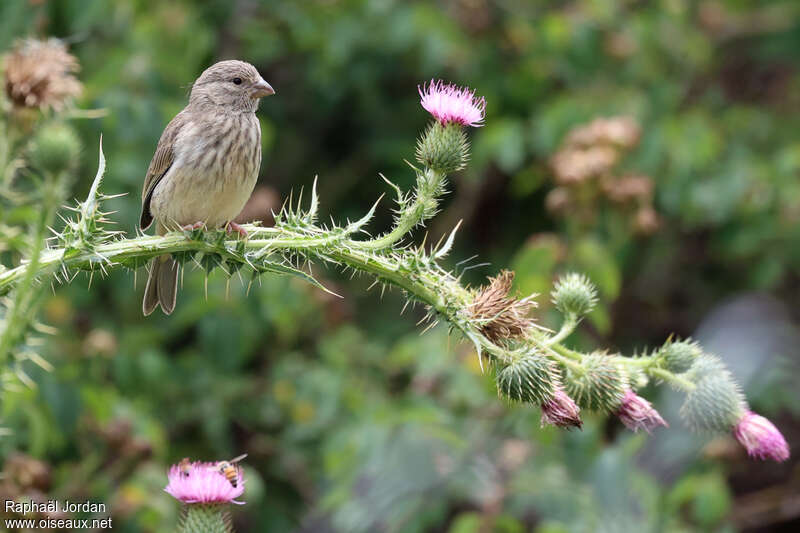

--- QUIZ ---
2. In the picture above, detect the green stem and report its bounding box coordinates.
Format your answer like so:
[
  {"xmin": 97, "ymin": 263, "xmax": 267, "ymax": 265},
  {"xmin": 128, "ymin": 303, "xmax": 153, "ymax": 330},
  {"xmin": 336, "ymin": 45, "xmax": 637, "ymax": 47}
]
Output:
[
  {"xmin": 648, "ymin": 367, "xmax": 696, "ymax": 392},
  {"xmin": 545, "ymin": 313, "xmax": 578, "ymax": 346},
  {"xmin": 356, "ymin": 168, "xmax": 445, "ymax": 250},
  {"xmin": 0, "ymin": 172, "xmax": 62, "ymax": 364}
]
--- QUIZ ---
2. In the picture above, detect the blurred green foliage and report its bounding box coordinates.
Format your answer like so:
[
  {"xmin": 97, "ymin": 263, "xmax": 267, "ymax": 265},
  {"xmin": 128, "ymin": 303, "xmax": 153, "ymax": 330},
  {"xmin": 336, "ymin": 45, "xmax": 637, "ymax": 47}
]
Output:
[{"xmin": 1, "ymin": 0, "xmax": 799, "ymax": 531}]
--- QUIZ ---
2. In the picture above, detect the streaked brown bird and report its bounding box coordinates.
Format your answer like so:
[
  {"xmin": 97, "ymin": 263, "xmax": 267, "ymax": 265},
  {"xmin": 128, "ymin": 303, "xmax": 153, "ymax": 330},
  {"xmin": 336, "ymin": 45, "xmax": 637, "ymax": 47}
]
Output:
[{"xmin": 140, "ymin": 60, "xmax": 275, "ymax": 315}]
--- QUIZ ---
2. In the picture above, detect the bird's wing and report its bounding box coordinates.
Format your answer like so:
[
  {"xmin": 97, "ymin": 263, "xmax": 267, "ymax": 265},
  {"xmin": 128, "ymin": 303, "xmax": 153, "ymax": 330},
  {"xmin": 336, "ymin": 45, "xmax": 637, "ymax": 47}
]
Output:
[{"xmin": 140, "ymin": 111, "xmax": 189, "ymax": 230}]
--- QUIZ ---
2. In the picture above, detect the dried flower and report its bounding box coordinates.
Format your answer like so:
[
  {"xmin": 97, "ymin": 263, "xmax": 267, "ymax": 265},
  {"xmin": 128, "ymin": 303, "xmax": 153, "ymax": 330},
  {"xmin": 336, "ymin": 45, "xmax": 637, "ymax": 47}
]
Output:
[
  {"xmin": 551, "ymin": 146, "xmax": 619, "ymax": 184},
  {"xmin": 602, "ymin": 174, "xmax": 654, "ymax": 204},
  {"xmin": 565, "ymin": 116, "xmax": 641, "ymax": 149},
  {"xmin": 4, "ymin": 38, "xmax": 82, "ymax": 111},
  {"xmin": 470, "ymin": 270, "xmax": 535, "ymax": 344},
  {"xmin": 541, "ymin": 389, "xmax": 582, "ymax": 429},
  {"xmin": 615, "ymin": 389, "xmax": 668, "ymax": 433},
  {"xmin": 418, "ymin": 79, "xmax": 486, "ymax": 127},
  {"xmin": 545, "ymin": 187, "xmax": 572, "ymax": 214},
  {"xmin": 165, "ymin": 461, "xmax": 245, "ymax": 505},
  {"xmin": 733, "ymin": 411, "xmax": 790, "ymax": 462},
  {"xmin": 633, "ymin": 206, "xmax": 660, "ymax": 235}
]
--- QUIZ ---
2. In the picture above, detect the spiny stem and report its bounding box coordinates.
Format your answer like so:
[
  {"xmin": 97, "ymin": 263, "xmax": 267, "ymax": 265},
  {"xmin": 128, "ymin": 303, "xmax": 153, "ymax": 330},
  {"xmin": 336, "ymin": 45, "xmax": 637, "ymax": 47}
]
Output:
[
  {"xmin": 545, "ymin": 313, "xmax": 578, "ymax": 346},
  {"xmin": 356, "ymin": 168, "xmax": 445, "ymax": 250},
  {"xmin": 648, "ymin": 367, "xmax": 696, "ymax": 392},
  {"xmin": 0, "ymin": 171, "xmax": 63, "ymax": 364}
]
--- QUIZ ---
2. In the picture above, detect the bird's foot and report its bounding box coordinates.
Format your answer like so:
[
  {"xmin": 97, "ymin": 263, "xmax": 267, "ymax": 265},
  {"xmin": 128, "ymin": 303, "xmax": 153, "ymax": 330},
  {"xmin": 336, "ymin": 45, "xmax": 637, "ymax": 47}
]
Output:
[
  {"xmin": 182, "ymin": 221, "xmax": 206, "ymax": 231},
  {"xmin": 225, "ymin": 221, "xmax": 248, "ymax": 238}
]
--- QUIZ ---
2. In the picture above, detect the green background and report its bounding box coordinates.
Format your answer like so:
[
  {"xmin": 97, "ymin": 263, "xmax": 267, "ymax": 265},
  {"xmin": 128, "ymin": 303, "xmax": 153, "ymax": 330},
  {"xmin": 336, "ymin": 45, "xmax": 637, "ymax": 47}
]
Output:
[{"xmin": 1, "ymin": 0, "xmax": 799, "ymax": 531}]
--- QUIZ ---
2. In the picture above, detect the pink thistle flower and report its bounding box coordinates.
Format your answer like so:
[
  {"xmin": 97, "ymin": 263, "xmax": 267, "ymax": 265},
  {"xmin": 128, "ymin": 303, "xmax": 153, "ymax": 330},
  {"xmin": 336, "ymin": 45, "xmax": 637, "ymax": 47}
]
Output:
[
  {"xmin": 541, "ymin": 389, "xmax": 582, "ymax": 429},
  {"xmin": 615, "ymin": 389, "xmax": 668, "ymax": 434},
  {"xmin": 418, "ymin": 79, "xmax": 486, "ymax": 127},
  {"xmin": 165, "ymin": 461, "xmax": 245, "ymax": 505},
  {"xmin": 733, "ymin": 411, "xmax": 790, "ymax": 462}
]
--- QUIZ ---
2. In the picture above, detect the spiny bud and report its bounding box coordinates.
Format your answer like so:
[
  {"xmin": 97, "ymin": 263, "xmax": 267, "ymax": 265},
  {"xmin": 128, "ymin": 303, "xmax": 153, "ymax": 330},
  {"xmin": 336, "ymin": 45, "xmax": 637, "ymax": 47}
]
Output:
[
  {"xmin": 551, "ymin": 273, "xmax": 598, "ymax": 317},
  {"xmin": 29, "ymin": 122, "xmax": 81, "ymax": 175},
  {"xmin": 415, "ymin": 121, "xmax": 469, "ymax": 174},
  {"xmin": 657, "ymin": 338, "xmax": 701, "ymax": 374},
  {"xmin": 496, "ymin": 353, "xmax": 557, "ymax": 405},
  {"xmin": 680, "ymin": 354, "xmax": 746, "ymax": 432},
  {"xmin": 563, "ymin": 352, "xmax": 628, "ymax": 412}
]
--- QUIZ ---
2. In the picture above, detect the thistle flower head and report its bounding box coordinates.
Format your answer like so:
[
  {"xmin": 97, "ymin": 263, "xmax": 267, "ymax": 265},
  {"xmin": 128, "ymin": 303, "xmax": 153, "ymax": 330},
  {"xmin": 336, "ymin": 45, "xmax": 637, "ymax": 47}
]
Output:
[
  {"xmin": 657, "ymin": 338, "xmax": 701, "ymax": 374},
  {"xmin": 4, "ymin": 38, "xmax": 82, "ymax": 111},
  {"xmin": 496, "ymin": 352, "xmax": 558, "ymax": 405},
  {"xmin": 615, "ymin": 389, "xmax": 668, "ymax": 433},
  {"xmin": 733, "ymin": 411, "xmax": 790, "ymax": 462},
  {"xmin": 551, "ymin": 273, "xmax": 598, "ymax": 317},
  {"xmin": 165, "ymin": 461, "xmax": 245, "ymax": 505},
  {"xmin": 541, "ymin": 389, "xmax": 582, "ymax": 429},
  {"xmin": 470, "ymin": 270, "xmax": 535, "ymax": 344},
  {"xmin": 418, "ymin": 79, "xmax": 486, "ymax": 127}
]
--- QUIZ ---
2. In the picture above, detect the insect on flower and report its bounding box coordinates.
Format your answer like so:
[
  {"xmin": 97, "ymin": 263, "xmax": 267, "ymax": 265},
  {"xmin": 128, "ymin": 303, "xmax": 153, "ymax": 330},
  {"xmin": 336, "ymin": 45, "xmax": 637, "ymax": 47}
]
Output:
[
  {"xmin": 178, "ymin": 457, "xmax": 192, "ymax": 478},
  {"xmin": 212, "ymin": 454, "xmax": 248, "ymax": 488}
]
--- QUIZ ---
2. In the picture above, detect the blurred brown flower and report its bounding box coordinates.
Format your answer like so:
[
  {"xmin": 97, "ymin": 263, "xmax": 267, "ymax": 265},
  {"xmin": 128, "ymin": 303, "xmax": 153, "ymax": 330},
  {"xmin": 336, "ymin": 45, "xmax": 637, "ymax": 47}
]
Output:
[
  {"xmin": 470, "ymin": 270, "xmax": 535, "ymax": 344},
  {"xmin": 2, "ymin": 453, "xmax": 51, "ymax": 491},
  {"xmin": 565, "ymin": 116, "xmax": 641, "ymax": 149},
  {"xmin": 634, "ymin": 206, "xmax": 660, "ymax": 235},
  {"xmin": 545, "ymin": 187, "xmax": 572, "ymax": 214},
  {"xmin": 4, "ymin": 38, "xmax": 82, "ymax": 111},
  {"xmin": 551, "ymin": 145, "xmax": 619, "ymax": 184},
  {"xmin": 602, "ymin": 174, "xmax": 654, "ymax": 204}
]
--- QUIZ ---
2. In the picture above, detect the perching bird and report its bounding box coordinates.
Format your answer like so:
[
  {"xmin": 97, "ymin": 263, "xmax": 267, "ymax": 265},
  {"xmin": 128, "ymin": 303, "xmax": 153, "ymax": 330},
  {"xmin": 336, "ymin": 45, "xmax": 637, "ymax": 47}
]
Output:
[{"xmin": 140, "ymin": 60, "xmax": 275, "ymax": 315}]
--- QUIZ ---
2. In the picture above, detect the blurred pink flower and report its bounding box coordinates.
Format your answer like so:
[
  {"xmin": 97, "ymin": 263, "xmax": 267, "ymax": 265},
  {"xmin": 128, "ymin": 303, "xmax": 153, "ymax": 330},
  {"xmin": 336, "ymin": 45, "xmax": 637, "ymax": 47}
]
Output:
[
  {"xmin": 418, "ymin": 80, "xmax": 486, "ymax": 127},
  {"xmin": 165, "ymin": 461, "xmax": 245, "ymax": 504},
  {"xmin": 615, "ymin": 389, "xmax": 667, "ymax": 433},
  {"xmin": 541, "ymin": 389, "xmax": 582, "ymax": 429},
  {"xmin": 733, "ymin": 411, "xmax": 790, "ymax": 462}
]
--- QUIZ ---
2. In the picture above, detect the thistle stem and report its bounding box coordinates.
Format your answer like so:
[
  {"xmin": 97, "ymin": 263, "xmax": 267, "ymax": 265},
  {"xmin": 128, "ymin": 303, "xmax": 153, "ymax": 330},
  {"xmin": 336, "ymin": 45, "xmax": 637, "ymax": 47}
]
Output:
[
  {"xmin": 648, "ymin": 367, "xmax": 696, "ymax": 392},
  {"xmin": 356, "ymin": 168, "xmax": 445, "ymax": 250},
  {"xmin": 0, "ymin": 171, "xmax": 63, "ymax": 363},
  {"xmin": 545, "ymin": 314, "xmax": 578, "ymax": 346}
]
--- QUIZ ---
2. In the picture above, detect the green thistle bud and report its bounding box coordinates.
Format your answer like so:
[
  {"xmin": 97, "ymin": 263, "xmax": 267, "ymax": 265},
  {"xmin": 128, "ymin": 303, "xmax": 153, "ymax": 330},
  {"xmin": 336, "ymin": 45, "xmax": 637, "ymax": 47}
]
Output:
[
  {"xmin": 563, "ymin": 352, "xmax": 628, "ymax": 412},
  {"xmin": 657, "ymin": 338, "xmax": 701, "ymax": 374},
  {"xmin": 496, "ymin": 353, "xmax": 557, "ymax": 404},
  {"xmin": 680, "ymin": 354, "xmax": 746, "ymax": 432},
  {"xmin": 178, "ymin": 504, "xmax": 233, "ymax": 533},
  {"xmin": 415, "ymin": 121, "xmax": 469, "ymax": 174},
  {"xmin": 29, "ymin": 122, "xmax": 81, "ymax": 175},
  {"xmin": 551, "ymin": 273, "xmax": 598, "ymax": 317}
]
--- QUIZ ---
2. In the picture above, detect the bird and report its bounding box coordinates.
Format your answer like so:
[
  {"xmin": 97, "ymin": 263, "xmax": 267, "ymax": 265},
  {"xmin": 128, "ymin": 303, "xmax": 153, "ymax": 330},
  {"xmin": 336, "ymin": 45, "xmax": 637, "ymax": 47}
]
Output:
[{"xmin": 140, "ymin": 60, "xmax": 275, "ymax": 316}]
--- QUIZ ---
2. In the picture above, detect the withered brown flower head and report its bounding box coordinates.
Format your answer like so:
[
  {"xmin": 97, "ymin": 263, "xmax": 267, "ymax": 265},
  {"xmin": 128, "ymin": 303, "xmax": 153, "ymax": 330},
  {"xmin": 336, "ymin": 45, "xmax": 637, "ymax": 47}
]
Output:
[
  {"xmin": 469, "ymin": 270, "xmax": 535, "ymax": 344},
  {"xmin": 602, "ymin": 174, "xmax": 654, "ymax": 204},
  {"xmin": 4, "ymin": 38, "xmax": 82, "ymax": 111},
  {"xmin": 565, "ymin": 116, "xmax": 641, "ymax": 149},
  {"xmin": 551, "ymin": 145, "xmax": 619, "ymax": 184}
]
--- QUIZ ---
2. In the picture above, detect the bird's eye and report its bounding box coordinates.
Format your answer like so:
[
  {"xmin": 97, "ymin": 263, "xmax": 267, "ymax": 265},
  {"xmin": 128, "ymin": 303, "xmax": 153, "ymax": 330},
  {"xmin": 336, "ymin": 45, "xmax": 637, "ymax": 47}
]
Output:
[{"xmin": 232, "ymin": 77, "xmax": 242, "ymax": 85}]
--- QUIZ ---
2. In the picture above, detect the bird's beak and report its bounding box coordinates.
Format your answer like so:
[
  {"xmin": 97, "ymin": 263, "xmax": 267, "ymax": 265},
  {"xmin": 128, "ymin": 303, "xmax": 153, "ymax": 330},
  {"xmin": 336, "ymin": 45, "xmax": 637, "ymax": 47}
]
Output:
[{"xmin": 251, "ymin": 79, "xmax": 275, "ymax": 98}]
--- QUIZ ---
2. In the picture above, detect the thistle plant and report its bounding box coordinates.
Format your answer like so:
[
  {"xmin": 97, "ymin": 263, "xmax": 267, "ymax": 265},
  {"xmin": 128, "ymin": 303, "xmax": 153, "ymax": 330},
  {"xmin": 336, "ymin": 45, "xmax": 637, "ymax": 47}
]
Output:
[
  {"xmin": 165, "ymin": 460, "xmax": 245, "ymax": 533},
  {"xmin": 0, "ymin": 69, "xmax": 790, "ymax": 465}
]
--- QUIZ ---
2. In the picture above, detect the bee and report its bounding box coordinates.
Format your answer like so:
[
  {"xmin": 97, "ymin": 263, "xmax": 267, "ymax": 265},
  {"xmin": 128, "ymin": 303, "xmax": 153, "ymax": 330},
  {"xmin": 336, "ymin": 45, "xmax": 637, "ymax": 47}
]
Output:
[
  {"xmin": 178, "ymin": 457, "xmax": 192, "ymax": 477},
  {"xmin": 213, "ymin": 454, "xmax": 247, "ymax": 488}
]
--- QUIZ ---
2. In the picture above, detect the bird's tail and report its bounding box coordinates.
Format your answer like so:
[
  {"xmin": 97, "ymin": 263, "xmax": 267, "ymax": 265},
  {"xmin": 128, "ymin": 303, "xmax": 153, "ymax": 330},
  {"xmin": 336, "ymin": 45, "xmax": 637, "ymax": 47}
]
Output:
[{"xmin": 143, "ymin": 255, "xmax": 179, "ymax": 316}]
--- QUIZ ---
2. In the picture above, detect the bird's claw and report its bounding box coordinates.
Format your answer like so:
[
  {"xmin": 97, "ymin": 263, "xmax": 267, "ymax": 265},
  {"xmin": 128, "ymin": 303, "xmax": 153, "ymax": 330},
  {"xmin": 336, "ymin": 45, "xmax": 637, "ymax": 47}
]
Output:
[
  {"xmin": 226, "ymin": 221, "xmax": 248, "ymax": 238},
  {"xmin": 182, "ymin": 221, "xmax": 206, "ymax": 231}
]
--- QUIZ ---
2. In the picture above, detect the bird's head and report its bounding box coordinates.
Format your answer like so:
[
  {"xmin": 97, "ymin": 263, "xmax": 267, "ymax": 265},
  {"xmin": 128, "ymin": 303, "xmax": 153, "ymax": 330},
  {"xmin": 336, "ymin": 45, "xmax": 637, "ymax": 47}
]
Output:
[{"xmin": 189, "ymin": 60, "xmax": 275, "ymax": 112}]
